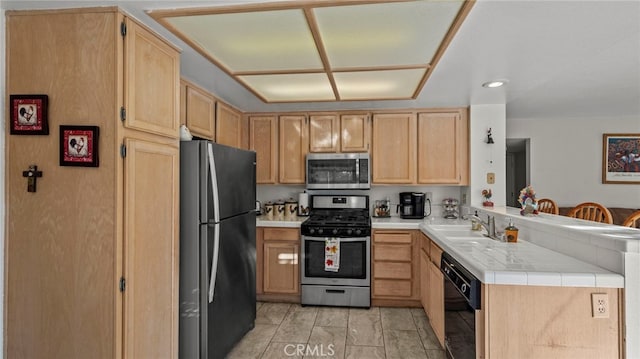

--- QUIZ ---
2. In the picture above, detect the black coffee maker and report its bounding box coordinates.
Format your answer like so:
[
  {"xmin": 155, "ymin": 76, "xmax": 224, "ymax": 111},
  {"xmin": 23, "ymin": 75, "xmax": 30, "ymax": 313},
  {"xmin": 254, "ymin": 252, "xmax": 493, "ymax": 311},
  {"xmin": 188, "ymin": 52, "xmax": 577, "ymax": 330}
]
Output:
[{"xmin": 398, "ymin": 192, "xmax": 426, "ymax": 219}]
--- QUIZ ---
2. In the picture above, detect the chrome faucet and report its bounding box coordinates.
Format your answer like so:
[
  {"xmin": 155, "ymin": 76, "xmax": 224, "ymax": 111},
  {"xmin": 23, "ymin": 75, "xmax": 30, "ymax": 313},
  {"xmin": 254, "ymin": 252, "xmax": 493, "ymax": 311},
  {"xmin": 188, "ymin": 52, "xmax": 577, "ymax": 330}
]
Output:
[{"xmin": 470, "ymin": 214, "xmax": 499, "ymax": 240}]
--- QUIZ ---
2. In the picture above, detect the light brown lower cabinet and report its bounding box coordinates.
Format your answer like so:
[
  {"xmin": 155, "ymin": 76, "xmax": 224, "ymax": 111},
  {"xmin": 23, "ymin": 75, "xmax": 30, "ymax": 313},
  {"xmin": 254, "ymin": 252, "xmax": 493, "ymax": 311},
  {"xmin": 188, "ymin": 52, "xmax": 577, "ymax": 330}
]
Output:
[
  {"xmin": 261, "ymin": 228, "xmax": 300, "ymax": 296},
  {"xmin": 372, "ymin": 230, "xmax": 420, "ymax": 305},
  {"xmin": 420, "ymin": 233, "xmax": 623, "ymax": 358}
]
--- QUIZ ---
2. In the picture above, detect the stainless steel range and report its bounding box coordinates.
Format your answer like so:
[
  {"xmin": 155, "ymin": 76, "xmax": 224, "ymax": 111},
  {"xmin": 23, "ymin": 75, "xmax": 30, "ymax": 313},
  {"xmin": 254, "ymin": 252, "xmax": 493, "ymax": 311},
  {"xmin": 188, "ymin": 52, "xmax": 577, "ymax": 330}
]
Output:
[{"xmin": 300, "ymin": 195, "xmax": 371, "ymax": 308}]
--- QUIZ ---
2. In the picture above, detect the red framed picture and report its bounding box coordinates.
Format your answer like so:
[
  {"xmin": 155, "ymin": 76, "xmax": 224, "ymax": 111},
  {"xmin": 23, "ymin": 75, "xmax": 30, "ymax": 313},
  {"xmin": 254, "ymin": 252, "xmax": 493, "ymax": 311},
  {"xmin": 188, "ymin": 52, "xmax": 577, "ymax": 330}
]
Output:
[
  {"xmin": 10, "ymin": 94, "xmax": 49, "ymax": 135},
  {"xmin": 59, "ymin": 125, "xmax": 99, "ymax": 167}
]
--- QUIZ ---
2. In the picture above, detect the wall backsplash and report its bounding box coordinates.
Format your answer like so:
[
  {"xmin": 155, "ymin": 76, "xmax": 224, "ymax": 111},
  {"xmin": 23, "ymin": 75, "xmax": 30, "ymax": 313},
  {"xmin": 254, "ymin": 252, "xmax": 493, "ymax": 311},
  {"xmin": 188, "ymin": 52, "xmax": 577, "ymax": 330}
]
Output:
[{"xmin": 257, "ymin": 185, "xmax": 469, "ymax": 218}]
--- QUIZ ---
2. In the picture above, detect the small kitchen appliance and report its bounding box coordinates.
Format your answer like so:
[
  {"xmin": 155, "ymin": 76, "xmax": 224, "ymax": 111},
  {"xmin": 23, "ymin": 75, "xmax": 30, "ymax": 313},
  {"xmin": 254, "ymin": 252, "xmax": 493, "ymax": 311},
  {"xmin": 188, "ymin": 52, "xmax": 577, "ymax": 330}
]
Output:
[
  {"xmin": 398, "ymin": 192, "xmax": 427, "ymax": 219},
  {"xmin": 442, "ymin": 198, "xmax": 459, "ymax": 219}
]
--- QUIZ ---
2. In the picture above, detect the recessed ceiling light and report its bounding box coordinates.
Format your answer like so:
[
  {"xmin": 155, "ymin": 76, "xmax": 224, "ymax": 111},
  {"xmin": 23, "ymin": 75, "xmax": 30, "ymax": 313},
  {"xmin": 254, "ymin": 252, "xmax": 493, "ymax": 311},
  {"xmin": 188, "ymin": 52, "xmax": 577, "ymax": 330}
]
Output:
[{"xmin": 482, "ymin": 80, "xmax": 508, "ymax": 88}]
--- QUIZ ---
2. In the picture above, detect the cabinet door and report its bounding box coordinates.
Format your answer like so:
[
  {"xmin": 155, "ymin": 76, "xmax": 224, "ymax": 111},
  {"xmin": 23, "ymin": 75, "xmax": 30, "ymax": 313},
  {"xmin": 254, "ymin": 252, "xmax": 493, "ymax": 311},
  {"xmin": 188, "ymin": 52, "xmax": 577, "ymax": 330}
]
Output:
[
  {"xmin": 428, "ymin": 261, "xmax": 445, "ymax": 347},
  {"xmin": 185, "ymin": 84, "xmax": 216, "ymax": 140},
  {"xmin": 371, "ymin": 113, "xmax": 416, "ymax": 183},
  {"xmin": 123, "ymin": 138, "xmax": 179, "ymax": 358},
  {"xmin": 309, "ymin": 114, "xmax": 339, "ymax": 152},
  {"xmin": 341, "ymin": 114, "xmax": 370, "ymax": 152},
  {"xmin": 216, "ymin": 102, "xmax": 242, "ymax": 148},
  {"xmin": 249, "ymin": 116, "xmax": 278, "ymax": 184},
  {"xmin": 124, "ymin": 18, "xmax": 180, "ymax": 139},
  {"xmin": 417, "ymin": 111, "xmax": 463, "ymax": 184},
  {"xmin": 279, "ymin": 115, "xmax": 308, "ymax": 184},
  {"xmin": 263, "ymin": 242, "xmax": 300, "ymax": 294}
]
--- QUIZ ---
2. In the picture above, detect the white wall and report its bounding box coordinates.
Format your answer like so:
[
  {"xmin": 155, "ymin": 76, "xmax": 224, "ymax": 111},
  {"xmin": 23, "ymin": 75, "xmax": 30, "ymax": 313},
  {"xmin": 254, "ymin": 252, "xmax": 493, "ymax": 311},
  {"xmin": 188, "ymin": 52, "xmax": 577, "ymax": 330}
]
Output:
[
  {"xmin": 470, "ymin": 104, "xmax": 507, "ymax": 207},
  {"xmin": 507, "ymin": 116, "xmax": 640, "ymax": 208}
]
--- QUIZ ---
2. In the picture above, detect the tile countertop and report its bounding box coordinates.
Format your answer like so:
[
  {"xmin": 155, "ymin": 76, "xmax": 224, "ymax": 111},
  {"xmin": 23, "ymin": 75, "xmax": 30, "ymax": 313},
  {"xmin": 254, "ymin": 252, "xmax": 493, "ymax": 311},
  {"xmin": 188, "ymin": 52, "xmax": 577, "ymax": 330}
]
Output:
[{"xmin": 420, "ymin": 222, "xmax": 625, "ymax": 289}]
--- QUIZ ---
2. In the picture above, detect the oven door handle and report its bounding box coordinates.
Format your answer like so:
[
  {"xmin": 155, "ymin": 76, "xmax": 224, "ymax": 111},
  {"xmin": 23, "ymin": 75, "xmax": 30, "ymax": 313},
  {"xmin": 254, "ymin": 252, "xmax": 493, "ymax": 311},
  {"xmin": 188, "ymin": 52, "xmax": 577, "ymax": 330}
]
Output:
[{"xmin": 302, "ymin": 236, "xmax": 368, "ymax": 242}]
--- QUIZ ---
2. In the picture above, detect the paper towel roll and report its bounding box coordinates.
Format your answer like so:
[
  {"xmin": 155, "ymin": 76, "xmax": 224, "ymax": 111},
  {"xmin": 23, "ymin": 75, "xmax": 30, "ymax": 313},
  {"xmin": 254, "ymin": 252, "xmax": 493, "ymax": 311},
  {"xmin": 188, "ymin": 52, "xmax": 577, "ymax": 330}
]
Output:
[{"xmin": 298, "ymin": 192, "xmax": 310, "ymax": 216}]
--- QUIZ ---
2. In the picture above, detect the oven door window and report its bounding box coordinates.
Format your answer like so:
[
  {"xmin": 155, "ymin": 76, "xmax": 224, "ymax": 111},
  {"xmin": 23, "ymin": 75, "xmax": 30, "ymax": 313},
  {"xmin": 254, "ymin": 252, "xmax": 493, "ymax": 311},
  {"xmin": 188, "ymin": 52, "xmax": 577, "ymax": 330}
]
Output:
[{"xmin": 304, "ymin": 238, "xmax": 366, "ymax": 279}]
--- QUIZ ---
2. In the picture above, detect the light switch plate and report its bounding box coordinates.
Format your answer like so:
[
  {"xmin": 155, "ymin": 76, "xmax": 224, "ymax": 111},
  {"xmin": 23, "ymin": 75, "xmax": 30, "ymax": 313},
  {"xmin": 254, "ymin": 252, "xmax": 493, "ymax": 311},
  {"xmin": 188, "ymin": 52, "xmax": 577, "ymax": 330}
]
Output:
[{"xmin": 487, "ymin": 172, "xmax": 495, "ymax": 184}]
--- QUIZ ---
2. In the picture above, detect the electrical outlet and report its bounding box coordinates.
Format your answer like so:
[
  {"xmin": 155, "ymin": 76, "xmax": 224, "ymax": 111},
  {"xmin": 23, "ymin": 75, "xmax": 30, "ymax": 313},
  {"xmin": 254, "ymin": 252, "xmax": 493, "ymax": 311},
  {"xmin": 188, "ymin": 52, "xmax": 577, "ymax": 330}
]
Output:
[
  {"xmin": 591, "ymin": 293, "xmax": 609, "ymax": 318},
  {"xmin": 461, "ymin": 193, "xmax": 467, "ymax": 205},
  {"xmin": 487, "ymin": 172, "xmax": 495, "ymax": 184},
  {"xmin": 425, "ymin": 192, "xmax": 433, "ymax": 203}
]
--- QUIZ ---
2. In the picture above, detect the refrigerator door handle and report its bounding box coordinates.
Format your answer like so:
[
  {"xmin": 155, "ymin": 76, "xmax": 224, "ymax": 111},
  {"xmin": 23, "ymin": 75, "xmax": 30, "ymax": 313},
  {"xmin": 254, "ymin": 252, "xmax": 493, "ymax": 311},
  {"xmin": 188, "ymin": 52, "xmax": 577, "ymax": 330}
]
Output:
[
  {"xmin": 208, "ymin": 223, "xmax": 220, "ymax": 303},
  {"xmin": 207, "ymin": 143, "xmax": 221, "ymax": 223}
]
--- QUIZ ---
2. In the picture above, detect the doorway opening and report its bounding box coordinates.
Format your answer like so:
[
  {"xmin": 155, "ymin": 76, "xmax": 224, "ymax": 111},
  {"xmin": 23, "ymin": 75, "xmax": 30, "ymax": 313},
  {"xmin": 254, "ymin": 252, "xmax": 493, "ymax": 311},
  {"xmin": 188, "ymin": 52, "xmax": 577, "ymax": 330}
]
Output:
[{"xmin": 506, "ymin": 138, "xmax": 530, "ymax": 208}]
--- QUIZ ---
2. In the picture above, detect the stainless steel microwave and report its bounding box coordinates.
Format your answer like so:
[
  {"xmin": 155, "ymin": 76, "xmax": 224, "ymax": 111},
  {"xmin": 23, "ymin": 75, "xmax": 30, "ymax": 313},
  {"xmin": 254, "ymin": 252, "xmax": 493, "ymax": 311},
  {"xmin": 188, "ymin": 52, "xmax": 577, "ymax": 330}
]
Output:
[{"xmin": 306, "ymin": 153, "xmax": 370, "ymax": 189}]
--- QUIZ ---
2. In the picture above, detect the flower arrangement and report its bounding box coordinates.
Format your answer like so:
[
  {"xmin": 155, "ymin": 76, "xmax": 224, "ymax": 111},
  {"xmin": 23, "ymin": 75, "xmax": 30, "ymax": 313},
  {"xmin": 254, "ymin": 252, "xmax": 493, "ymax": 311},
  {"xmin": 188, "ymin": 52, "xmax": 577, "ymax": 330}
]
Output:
[
  {"xmin": 482, "ymin": 189, "xmax": 493, "ymax": 207},
  {"xmin": 518, "ymin": 185, "xmax": 538, "ymax": 215}
]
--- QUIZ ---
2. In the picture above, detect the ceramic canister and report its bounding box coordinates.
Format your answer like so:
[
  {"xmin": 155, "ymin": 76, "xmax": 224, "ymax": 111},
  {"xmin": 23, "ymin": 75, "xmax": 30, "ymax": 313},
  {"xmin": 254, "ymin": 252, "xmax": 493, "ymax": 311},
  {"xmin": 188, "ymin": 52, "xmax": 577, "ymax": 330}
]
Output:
[
  {"xmin": 275, "ymin": 200, "xmax": 285, "ymax": 221},
  {"xmin": 285, "ymin": 198, "xmax": 298, "ymax": 220},
  {"xmin": 264, "ymin": 201, "xmax": 274, "ymax": 220}
]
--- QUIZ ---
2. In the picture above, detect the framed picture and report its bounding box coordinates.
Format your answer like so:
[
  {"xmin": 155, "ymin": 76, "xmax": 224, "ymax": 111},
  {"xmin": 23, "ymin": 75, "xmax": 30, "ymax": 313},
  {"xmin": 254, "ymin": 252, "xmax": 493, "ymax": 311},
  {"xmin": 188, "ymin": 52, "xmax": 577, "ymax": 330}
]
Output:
[
  {"xmin": 602, "ymin": 133, "xmax": 640, "ymax": 184},
  {"xmin": 10, "ymin": 94, "xmax": 49, "ymax": 135},
  {"xmin": 60, "ymin": 125, "xmax": 99, "ymax": 167}
]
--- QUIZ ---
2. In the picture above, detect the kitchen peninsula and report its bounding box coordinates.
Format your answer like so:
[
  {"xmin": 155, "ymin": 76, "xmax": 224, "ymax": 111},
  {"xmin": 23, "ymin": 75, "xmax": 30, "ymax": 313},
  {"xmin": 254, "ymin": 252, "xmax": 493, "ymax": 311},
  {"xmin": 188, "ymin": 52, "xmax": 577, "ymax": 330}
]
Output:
[{"xmin": 257, "ymin": 207, "xmax": 637, "ymax": 357}]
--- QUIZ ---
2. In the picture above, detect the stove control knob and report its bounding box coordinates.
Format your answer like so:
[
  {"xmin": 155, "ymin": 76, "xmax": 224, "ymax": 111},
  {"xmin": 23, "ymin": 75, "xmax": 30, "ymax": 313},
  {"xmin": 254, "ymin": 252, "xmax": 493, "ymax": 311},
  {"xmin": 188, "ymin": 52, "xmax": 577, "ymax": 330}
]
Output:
[
  {"xmin": 309, "ymin": 228, "xmax": 315, "ymax": 235},
  {"xmin": 346, "ymin": 229, "xmax": 353, "ymax": 235},
  {"xmin": 355, "ymin": 229, "xmax": 362, "ymax": 235},
  {"xmin": 332, "ymin": 229, "xmax": 338, "ymax": 235},
  {"xmin": 318, "ymin": 228, "xmax": 324, "ymax": 235}
]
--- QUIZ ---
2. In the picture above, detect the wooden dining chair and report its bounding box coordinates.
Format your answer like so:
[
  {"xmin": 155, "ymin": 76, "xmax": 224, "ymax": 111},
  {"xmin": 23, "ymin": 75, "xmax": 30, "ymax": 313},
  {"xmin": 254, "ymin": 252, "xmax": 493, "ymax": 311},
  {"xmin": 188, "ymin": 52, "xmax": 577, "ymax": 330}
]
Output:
[
  {"xmin": 537, "ymin": 198, "xmax": 559, "ymax": 215},
  {"xmin": 622, "ymin": 210, "xmax": 640, "ymax": 228},
  {"xmin": 566, "ymin": 202, "xmax": 614, "ymax": 224}
]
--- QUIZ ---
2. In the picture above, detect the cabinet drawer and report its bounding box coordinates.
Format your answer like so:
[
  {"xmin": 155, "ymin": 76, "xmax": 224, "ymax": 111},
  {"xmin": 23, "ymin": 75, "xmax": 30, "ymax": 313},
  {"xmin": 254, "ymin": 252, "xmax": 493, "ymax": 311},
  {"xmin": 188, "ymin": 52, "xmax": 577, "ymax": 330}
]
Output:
[
  {"xmin": 374, "ymin": 279, "xmax": 412, "ymax": 297},
  {"xmin": 263, "ymin": 228, "xmax": 300, "ymax": 241},
  {"xmin": 374, "ymin": 231, "xmax": 412, "ymax": 244},
  {"xmin": 374, "ymin": 261, "xmax": 412, "ymax": 279},
  {"xmin": 374, "ymin": 244, "xmax": 412, "ymax": 261},
  {"xmin": 430, "ymin": 241, "xmax": 443, "ymax": 265}
]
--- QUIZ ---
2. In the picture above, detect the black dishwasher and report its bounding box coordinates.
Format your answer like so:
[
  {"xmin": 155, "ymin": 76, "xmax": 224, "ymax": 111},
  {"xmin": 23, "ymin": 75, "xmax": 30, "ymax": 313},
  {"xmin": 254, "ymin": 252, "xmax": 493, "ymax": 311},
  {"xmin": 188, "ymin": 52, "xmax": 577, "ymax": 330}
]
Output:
[{"xmin": 441, "ymin": 252, "xmax": 481, "ymax": 359}]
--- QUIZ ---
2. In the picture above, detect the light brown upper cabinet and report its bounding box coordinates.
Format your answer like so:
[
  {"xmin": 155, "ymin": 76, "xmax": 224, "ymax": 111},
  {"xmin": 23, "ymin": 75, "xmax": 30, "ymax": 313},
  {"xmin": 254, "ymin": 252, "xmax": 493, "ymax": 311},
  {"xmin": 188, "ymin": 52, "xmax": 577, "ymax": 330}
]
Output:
[
  {"xmin": 371, "ymin": 113, "xmax": 417, "ymax": 184},
  {"xmin": 182, "ymin": 80, "xmax": 216, "ymax": 140},
  {"xmin": 249, "ymin": 115, "xmax": 278, "ymax": 184},
  {"xmin": 340, "ymin": 114, "xmax": 370, "ymax": 152},
  {"xmin": 216, "ymin": 102, "xmax": 242, "ymax": 148},
  {"xmin": 279, "ymin": 115, "xmax": 308, "ymax": 184},
  {"xmin": 308, "ymin": 113, "xmax": 370, "ymax": 153},
  {"xmin": 309, "ymin": 114, "xmax": 340, "ymax": 152},
  {"xmin": 417, "ymin": 110, "xmax": 469, "ymax": 184}
]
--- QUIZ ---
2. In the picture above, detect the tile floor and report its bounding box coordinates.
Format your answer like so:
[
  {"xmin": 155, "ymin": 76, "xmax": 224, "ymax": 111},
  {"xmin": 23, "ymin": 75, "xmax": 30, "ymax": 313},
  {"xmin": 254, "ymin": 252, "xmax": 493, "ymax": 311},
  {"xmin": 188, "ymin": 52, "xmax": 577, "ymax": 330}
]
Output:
[{"xmin": 228, "ymin": 302, "xmax": 446, "ymax": 359}]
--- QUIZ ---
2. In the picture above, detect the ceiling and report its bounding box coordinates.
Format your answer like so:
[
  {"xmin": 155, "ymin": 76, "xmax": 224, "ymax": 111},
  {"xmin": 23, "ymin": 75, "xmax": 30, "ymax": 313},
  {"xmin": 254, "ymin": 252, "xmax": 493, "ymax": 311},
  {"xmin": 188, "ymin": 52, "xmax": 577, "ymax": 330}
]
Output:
[
  {"xmin": 150, "ymin": 1, "xmax": 473, "ymax": 103},
  {"xmin": 2, "ymin": 0, "xmax": 640, "ymax": 120}
]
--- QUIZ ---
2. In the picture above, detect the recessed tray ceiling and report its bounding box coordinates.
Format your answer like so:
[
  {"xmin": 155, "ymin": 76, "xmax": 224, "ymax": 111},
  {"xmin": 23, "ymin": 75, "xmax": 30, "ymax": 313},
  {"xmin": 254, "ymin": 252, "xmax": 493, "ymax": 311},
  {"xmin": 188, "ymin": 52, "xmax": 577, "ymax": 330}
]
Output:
[{"xmin": 149, "ymin": 0, "xmax": 474, "ymax": 103}]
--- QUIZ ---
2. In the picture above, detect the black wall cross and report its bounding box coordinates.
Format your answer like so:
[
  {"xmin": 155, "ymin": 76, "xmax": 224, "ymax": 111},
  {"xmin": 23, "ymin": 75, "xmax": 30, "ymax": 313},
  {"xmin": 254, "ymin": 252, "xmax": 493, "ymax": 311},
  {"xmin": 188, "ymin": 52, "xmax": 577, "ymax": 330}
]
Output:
[{"xmin": 22, "ymin": 165, "xmax": 43, "ymax": 193}]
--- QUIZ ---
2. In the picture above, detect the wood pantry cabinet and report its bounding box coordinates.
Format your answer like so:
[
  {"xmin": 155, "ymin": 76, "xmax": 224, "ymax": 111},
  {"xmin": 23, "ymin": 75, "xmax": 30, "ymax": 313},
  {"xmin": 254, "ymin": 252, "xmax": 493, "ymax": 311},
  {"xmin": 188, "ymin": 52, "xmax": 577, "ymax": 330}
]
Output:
[
  {"xmin": 6, "ymin": 8, "xmax": 180, "ymax": 359},
  {"xmin": 372, "ymin": 230, "xmax": 420, "ymax": 305},
  {"xmin": 308, "ymin": 113, "xmax": 370, "ymax": 153},
  {"xmin": 261, "ymin": 228, "xmax": 300, "ymax": 296}
]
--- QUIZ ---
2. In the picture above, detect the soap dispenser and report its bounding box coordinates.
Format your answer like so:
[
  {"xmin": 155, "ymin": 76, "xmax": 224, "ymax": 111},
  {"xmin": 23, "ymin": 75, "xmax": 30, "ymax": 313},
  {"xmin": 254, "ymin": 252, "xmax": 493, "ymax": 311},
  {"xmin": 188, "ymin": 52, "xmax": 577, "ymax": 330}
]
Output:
[{"xmin": 505, "ymin": 218, "xmax": 519, "ymax": 243}]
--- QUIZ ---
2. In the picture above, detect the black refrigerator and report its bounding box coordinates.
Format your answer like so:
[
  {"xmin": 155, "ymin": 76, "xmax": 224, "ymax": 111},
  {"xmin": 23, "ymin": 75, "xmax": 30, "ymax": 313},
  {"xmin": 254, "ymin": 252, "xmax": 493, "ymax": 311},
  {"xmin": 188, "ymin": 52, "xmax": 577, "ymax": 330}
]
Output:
[{"xmin": 179, "ymin": 140, "xmax": 256, "ymax": 359}]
